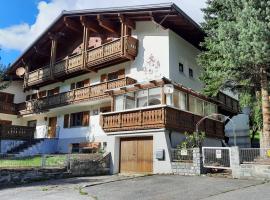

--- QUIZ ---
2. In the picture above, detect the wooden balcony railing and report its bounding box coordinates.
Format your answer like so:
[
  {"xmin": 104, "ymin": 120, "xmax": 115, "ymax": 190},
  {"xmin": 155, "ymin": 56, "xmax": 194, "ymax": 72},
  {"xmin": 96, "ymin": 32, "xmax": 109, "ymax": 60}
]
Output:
[
  {"xmin": 216, "ymin": 92, "xmax": 239, "ymax": 113},
  {"xmin": 100, "ymin": 106, "xmax": 225, "ymax": 139},
  {"xmin": 26, "ymin": 36, "xmax": 138, "ymax": 87},
  {"xmin": 0, "ymin": 125, "xmax": 35, "ymax": 140},
  {"xmin": 21, "ymin": 77, "xmax": 137, "ymax": 114},
  {"xmin": 0, "ymin": 102, "xmax": 17, "ymax": 115}
]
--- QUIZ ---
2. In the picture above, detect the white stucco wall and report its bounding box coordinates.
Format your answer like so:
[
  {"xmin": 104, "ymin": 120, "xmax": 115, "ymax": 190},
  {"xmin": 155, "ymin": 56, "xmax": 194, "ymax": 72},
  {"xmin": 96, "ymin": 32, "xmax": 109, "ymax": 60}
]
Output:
[
  {"xmin": 168, "ymin": 30, "xmax": 203, "ymax": 91},
  {"xmin": 0, "ymin": 113, "xmax": 23, "ymax": 125},
  {"xmin": 2, "ymin": 81, "xmax": 26, "ymax": 103}
]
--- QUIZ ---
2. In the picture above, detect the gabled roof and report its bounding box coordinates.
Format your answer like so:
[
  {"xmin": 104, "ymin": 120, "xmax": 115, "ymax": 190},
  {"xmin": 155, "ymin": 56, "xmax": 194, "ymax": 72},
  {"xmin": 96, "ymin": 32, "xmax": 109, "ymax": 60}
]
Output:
[{"xmin": 9, "ymin": 2, "xmax": 205, "ymax": 73}]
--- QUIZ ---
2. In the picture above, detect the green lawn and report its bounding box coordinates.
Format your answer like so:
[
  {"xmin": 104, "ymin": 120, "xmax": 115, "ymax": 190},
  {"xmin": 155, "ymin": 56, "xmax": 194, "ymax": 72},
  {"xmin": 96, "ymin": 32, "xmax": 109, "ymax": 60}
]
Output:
[{"xmin": 0, "ymin": 155, "xmax": 67, "ymax": 168}]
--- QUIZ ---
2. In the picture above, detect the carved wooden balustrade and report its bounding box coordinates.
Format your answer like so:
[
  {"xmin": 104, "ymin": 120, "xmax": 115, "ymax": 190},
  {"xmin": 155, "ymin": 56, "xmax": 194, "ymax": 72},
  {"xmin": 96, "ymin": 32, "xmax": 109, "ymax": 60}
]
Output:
[
  {"xmin": 0, "ymin": 102, "xmax": 17, "ymax": 115},
  {"xmin": 100, "ymin": 106, "xmax": 225, "ymax": 139},
  {"xmin": 21, "ymin": 77, "xmax": 137, "ymax": 114},
  {"xmin": 0, "ymin": 125, "xmax": 35, "ymax": 140},
  {"xmin": 26, "ymin": 36, "xmax": 138, "ymax": 87}
]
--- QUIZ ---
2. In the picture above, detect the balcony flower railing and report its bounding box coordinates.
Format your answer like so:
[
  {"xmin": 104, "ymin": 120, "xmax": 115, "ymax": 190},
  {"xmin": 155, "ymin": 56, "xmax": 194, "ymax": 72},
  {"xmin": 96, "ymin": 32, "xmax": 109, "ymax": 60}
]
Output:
[
  {"xmin": 26, "ymin": 36, "xmax": 138, "ymax": 87},
  {"xmin": 21, "ymin": 77, "xmax": 137, "ymax": 114},
  {"xmin": 100, "ymin": 105, "xmax": 225, "ymax": 138}
]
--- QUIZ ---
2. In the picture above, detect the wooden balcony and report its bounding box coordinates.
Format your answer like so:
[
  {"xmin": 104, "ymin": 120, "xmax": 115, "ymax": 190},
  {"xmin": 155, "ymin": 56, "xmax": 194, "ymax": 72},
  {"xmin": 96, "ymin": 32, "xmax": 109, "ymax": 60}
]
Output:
[
  {"xmin": 100, "ymin": 106, "xmax": 225, "ymax": 139},
  {"xmin": 0, "ymin": 125, "xmax": 35, "ymax": 140},
  {"xmin": 26, "ymin": 36, "xmax": 138, "ymax": 87},
  {"xmin": 0, "ymin": 102, "xmax": 17, "ymax": 115},
  {"xmin": 216, "ymin": 92, "xmax": 239, "ymax": 114},
  {"xmin": 21, "ymin": 77, "xmax": 137, "ymax": 114}
]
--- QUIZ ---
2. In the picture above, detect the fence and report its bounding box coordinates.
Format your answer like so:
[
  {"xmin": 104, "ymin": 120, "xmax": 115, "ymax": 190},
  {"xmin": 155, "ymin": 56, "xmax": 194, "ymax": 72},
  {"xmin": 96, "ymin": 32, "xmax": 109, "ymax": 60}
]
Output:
[
  {"xmin": 202, "ymin": 147, "xmax": 231, "ymax": 169},
  {"xmin": 0, "ymin": 153, "xmax": 103, "ymax": 169},
  {"xmin": 171, "ymin": 148, "xmax": 193, "ymax": 162},
  {"xmin": 239, "ymin": 148, "xmax": 270, "ymax": 164},
  {"xmin": 0, "ymin": 154, "xmax": 69, "ymax": 169}
]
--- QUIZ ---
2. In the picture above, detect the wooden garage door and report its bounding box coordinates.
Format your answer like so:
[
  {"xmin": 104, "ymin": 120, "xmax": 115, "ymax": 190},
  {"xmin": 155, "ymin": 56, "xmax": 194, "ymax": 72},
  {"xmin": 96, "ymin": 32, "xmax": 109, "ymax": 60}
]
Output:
[{"xmin": 120, "ymin": 137, "xmax": 153, "ymax": 173}]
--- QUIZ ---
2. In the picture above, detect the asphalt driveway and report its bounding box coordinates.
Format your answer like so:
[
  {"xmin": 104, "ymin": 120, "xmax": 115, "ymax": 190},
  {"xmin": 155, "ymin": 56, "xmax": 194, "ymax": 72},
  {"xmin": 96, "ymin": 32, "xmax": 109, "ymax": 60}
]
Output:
[{"xmin": 0, "ymin": 175, "xmax": 269, "ymax": 200}]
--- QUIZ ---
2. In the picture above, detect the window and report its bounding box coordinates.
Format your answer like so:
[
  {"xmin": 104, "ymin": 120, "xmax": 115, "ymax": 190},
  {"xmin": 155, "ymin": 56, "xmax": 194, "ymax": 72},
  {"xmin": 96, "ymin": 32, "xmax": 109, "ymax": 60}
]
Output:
[
  {"xmin": 114, "ymin": 87, "xmax": 162, "ymax": 111},
  {"xmin": 136, "ymin": 90, "xmax": 148, "ymax": 107},
  {"xmin": 64, "ymin": 111, "xmax": 89, "ymax": 128},
  {"xmin": 48, "ymin": 87, "xmax": 59, "ymax": 96},
  {"xmin": 27, "ymin": 120, "xmax": 37, "ymax": 128},
  {"xmin": 70, "ymin": 79, "xmax": 90, "ymax": 90},
  {"xmin": 148, "ymin": 88, "xmax": 161, "ymax": 106},
  {"xmin": 108, "ymin": 71, "xmax": 119, "ymax": 81},
  {"xmin": 189, "ymin": 68, "xmax": 194, "ymax": 78},
  {"xmin": 125, "ymin": 92, "xmax": 136, "ymax": 109},
  {"xmin": 115, "ymin": 95, "xmax": 125, "ymax": 111},
  {"xmin": 179, "ymin": 62, "xmax": 184, "ymax": 73},
  {"xmin": 38, "ymin": 91, "xmax": 47, "ymax": 98}
]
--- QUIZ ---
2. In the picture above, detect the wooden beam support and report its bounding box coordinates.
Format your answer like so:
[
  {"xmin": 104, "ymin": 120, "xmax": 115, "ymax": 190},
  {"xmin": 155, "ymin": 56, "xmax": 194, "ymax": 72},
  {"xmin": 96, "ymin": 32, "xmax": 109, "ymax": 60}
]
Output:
[
  {"xmin": 82, "ymin": 25, "xmax": 90, "ymax": 68},
  {"xmin": 64, "ymin": 17, "xmax": 82, "ymax": 33},
  {"xmin": 97, "ymin": 14, "xmax": 118, "ymax": 33},
  {"xmin": 149, "ymin": 12, "xmax": 167, "ymax": 30},
  {"xmin": 49, "ymin": 38, "xmax": 57, "ymax": 79},
  {"xmin": 33, "ymin": 46, "xmax": 49, "ymax": 57},
  {"xmin": 118, "ymin": 14, "xmax": 136, "ymax": 29},
  {"xmin": 80, "ymin": 16, "xmax": 100, "ymax": 33}
]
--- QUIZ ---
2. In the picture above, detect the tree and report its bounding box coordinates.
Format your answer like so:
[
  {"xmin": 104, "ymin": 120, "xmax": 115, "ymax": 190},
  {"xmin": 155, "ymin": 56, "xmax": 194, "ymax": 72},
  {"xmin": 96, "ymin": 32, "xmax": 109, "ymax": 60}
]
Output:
[
  {"xmin": 198, "ymin": 0, "xmax": 270, "ymax": 148},
  {"xmin": 0, "ymin": 50, "xmax": 10, "ymax": 90}
]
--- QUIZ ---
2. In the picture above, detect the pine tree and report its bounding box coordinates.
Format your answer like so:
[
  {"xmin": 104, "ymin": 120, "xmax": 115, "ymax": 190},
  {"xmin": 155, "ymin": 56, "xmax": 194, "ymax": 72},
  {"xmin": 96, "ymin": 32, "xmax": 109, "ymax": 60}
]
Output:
[{"xmin": 198, "ymin": 0, "xmax": 270, "ymax": 148}]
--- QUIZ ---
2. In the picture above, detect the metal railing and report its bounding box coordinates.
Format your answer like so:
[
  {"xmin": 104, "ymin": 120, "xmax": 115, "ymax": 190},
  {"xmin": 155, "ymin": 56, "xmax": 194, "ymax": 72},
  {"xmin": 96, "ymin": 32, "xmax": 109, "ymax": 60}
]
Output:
[
  {"xmin": 171, "ymin": 148, "xmax": 193, "ymax": 162},
  {"xmin": 240, "ymin": 148, "xmax": 270, "ymax": 164},
  {"xmin": 202, "ymin": 147, "xmax": 231, "ymax": 169}
]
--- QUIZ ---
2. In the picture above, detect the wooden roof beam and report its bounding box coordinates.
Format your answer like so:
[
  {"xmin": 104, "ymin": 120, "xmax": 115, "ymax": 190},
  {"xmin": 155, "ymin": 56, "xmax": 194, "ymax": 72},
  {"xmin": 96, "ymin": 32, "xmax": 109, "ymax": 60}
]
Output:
[
  {"xmin": 97, "ymin": 14, "xmax": 118, "ymax": 33},
  {"xmin": 80, "ymin": 16, "xmax": 100, "ymax": 33},
  {"xmin": 33, "ymin": 46, "xmax": 49, "ymax": 57},
  {"xmin": 118, "ymin": 14, "xmax": 136, "ymax": 29},
  {"xmin": 149, "ymin": 12, "xmax": 167, "ymax": 30},
  {"xmin": 64, "ymin": 17, "xmax": 82, "ymax": 33}
]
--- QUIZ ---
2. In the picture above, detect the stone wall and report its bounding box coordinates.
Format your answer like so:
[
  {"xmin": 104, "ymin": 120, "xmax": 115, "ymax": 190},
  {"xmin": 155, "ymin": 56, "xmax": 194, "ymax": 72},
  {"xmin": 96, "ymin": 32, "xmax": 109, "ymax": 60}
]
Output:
[
  {"xmin": 69, "ymin": 152, "xmax": 111, "ymax": 176},
  {"xmin": 0, "ymin": 168, "xmax": 68, "ymax": 187},
  {"xmin": 0, "ymin": 153, "xmax": 111, "ymax": 188},
  {"xmin": 171, "ymin": 148, "xmax": 204, "ymax": 175}
]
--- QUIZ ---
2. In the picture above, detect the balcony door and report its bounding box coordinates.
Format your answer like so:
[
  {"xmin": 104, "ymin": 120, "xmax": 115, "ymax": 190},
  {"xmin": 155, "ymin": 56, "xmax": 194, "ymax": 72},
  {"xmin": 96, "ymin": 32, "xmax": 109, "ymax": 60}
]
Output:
[{"xmin": 48, "ymin": 117, "xmax": 57, "ymax": 138}]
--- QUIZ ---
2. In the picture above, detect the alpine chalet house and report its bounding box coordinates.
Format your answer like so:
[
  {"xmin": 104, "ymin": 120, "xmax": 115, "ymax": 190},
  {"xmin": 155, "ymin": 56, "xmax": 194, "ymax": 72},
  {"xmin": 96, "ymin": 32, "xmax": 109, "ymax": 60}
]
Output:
[{"xmin": 1, "ymin": 3, "xmax": 239, "ymax": 173}]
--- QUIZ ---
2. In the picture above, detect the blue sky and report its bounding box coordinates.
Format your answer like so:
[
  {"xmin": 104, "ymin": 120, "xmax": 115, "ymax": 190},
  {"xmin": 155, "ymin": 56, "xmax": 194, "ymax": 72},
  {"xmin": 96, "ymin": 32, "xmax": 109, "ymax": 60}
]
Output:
[
  {"xmin": 0, "ymin": 0, "xmax": 44, "ymax": 66},
  {"xmin": 0, "ymin": 0, "xmax": 206, "ymax": 67}
]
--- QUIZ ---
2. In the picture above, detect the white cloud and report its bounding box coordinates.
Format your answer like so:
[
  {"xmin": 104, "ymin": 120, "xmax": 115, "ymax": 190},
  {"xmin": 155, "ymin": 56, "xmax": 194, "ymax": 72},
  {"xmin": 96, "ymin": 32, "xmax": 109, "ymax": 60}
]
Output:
[{"xmin": 0, "ymin": 0, "xmax": 206, "ymax": 52}]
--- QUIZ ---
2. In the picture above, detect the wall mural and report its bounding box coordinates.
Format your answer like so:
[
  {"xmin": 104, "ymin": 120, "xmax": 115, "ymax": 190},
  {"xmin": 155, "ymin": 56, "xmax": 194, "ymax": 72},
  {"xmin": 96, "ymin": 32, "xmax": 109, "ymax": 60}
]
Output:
[{"xmin": 143, "ymin": 54, "xmax": 162, "ymax": 80}]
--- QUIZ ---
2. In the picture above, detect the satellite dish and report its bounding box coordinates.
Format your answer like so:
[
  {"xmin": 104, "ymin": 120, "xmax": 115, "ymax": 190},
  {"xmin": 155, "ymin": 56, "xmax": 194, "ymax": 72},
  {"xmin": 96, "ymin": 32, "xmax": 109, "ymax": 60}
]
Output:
[{"xmin": 16, "ymin": 67, "xmax": 26, "ymax": 77}]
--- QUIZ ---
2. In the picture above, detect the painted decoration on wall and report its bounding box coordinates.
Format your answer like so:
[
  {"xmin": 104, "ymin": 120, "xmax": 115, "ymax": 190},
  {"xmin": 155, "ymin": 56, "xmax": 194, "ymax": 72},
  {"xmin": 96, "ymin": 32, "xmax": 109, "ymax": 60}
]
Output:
[{"xmin": 143, "ymin": 54, "xmax": 162, "ymax": 80}]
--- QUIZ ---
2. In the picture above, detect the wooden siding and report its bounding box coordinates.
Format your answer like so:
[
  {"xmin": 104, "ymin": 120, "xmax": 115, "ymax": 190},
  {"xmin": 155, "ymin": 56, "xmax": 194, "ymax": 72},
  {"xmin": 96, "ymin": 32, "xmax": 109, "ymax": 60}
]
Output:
[{"xmin": 100, "ymin": 106, "xmax": 225, "ymax": 139}]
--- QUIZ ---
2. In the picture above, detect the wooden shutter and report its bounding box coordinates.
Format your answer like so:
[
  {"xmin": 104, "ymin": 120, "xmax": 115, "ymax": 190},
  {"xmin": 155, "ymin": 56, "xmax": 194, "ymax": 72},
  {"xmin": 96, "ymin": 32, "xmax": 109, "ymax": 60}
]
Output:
[
  {"xmin": 117, "ymin": 69, "xmax": 125, "ymax": 79},
  {"xmin": 82, "ymin": 111, "xmax": 90, "ymax": 126},
  {"xmin": 70, "ymin": 83, "xmax": 76, "ymax": 90},
  {"xmin": 83, "ymin": 79, "xmax": 90, "ymax": 87},
  {"xmin": 64, "ymin": 114, "xmax": 70, "ymax": 128},
  {"xmin": 100, "ymin": 74, "xmax": 108, "ymax": 82}
]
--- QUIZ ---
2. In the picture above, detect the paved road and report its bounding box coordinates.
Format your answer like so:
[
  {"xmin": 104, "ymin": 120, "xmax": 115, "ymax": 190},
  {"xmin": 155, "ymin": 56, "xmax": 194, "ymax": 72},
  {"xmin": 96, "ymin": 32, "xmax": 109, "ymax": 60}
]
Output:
[{"xmin": 0, "ymin": 175, "xmax": 269, "ymax": 200}]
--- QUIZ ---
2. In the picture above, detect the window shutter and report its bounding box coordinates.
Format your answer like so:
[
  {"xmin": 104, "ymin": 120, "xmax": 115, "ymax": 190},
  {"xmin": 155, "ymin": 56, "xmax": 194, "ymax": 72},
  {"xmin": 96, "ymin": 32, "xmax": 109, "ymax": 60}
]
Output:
[
  {"xmin": 83, "ymin": 79, "xmax": 90, "ymax": 87},
  {"xmin": 82, "ymin": 111, "xmax": 90, "ymax": 126},
  {"xmin": 117, "ymin": 69, "xmax": 125, "ymax": 79},
  {"xmin": 100, "ymin": 74, "xmax": 107, "ymax": 82},
  {"xmin": 70, "ymin": 83, "xmax": 76, "ymax": 90},
  {"xmin": 64, "ymin": 114, "xmax": 70, "ymax": 128}
]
